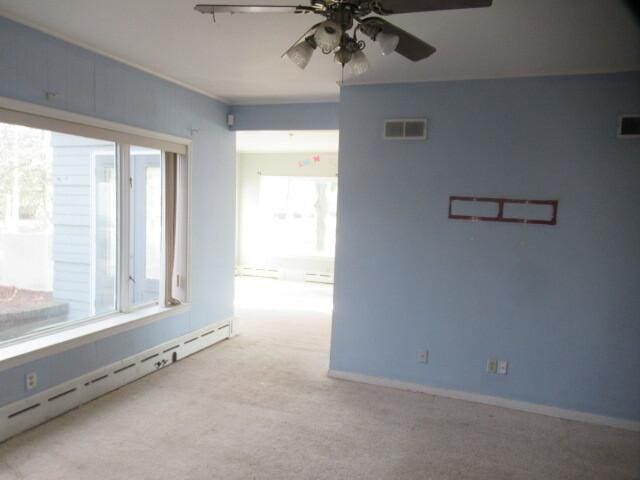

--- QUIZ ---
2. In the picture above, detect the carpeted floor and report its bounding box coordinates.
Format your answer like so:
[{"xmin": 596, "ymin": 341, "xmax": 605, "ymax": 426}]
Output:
[{"xmin": 0, "ymin": 278, "xmax": 638, "ymax": 479}]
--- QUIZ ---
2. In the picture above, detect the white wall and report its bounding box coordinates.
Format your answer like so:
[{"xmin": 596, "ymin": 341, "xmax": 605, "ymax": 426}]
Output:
[{"xmin": 237, "ymin": 151, "xmax": 338, "ymax": 280}]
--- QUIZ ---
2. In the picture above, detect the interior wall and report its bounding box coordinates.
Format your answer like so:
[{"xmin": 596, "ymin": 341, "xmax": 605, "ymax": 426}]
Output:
[
  {"xmin": 229, "ymin": 103, "xmax": 339, "ymax": 131},
  {"xmin": 0, "ymin": 16, "xmax": 235, "ymax": 406},
  {"xmin": 237, "ymin": 151, "xmax": 338, "ymax": 280},
  {"xmin": 331, "ymin": 72, "xmax": 640, "ymax": 421}
]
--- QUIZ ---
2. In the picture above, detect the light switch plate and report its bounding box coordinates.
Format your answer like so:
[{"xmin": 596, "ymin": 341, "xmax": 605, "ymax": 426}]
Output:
[{"xmin": 497, "ymin": 360, "xmax": 509, "ymax": 375}]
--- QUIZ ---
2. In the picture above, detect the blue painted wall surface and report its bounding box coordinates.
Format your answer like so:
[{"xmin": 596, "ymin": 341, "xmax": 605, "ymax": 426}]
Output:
[
  {"xmin": 230, "ymin": 102, "xmax": 339, "ymax": 130},
  {"xmin": 0, "ymin": 17, "xmax": 235, "ymax": 406},
  {"xmin": 331, "ymin": 72, "xmax": 640, "ymax": 421}
]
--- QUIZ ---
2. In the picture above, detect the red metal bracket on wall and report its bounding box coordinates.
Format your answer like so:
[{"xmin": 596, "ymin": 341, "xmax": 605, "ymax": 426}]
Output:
[{"xmin": 448, "ymin": 196, "xmax": 558, "ymax": 225}]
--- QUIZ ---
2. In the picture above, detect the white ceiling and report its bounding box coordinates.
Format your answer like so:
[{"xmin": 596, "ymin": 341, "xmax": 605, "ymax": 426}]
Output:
[
  {"xmin": 0, "ymin": 0, "xmax": 638, "ymax": 104},
  {"xmin": 237, "ymin": 130, "xmax": 339, "ymax": 152}
]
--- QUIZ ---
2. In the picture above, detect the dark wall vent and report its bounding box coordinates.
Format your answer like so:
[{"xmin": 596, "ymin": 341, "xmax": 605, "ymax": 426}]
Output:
[
  {"xmin": 384, "ymin": 119, "xmax": 427, "ymax": 140},
  {"xmin": 618, "ymin": 115, "xmax": 640, "ymax": 138}
]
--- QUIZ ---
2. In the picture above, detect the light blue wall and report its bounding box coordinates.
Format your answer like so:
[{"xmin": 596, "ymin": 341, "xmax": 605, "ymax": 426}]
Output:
[
  {"xmin": 230, "ymin": 102, "xmax": 339, "ymax": 130},
  {"xmin": 0, "ymin": 16, "xmax": 235, "ymax": 406},
  {"xmin": 331, "ymin": 72, "xmax": 640, "ymax": 421}
]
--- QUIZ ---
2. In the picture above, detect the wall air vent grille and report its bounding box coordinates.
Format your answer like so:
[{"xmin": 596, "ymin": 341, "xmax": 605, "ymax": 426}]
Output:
[
  {"xmin": 383, "ymin": 119, "xmax": 427, "ymax": 140},
  {"xmin": 618, "ymin": 115, "xmax": 640, "ymax": 138}
]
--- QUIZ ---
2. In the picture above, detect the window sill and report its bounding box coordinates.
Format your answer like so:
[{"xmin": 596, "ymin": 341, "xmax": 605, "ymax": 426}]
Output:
[{"xmin": 0, "ymin": 303, "xmax": 191, "ymax": 371}]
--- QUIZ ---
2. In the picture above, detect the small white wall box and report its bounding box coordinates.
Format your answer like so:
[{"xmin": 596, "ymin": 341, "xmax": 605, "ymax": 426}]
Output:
[
  {"xmin": 497, "ymin": 360, "xmax": 509, "ymax": 375},
  {"xmin": 418, "ymin": 351, "xmax": 429, "ymax": 364},
  {"xmin": 618, "ymin": 115, "xmax": 640, "ymax": 138}
]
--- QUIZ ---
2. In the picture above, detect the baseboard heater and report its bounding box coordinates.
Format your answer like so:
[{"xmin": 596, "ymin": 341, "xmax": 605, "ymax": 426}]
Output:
[
  {"xmin": 0, "ymin": 320, "xmax": 232, "ymax": 443},
  {"xmin": 236, "ymin": 265, "xmax": 282, "ymax": 279},
  {"xmin": 304, "ymin": 272, "xmax": 334, "ymax": 284}
]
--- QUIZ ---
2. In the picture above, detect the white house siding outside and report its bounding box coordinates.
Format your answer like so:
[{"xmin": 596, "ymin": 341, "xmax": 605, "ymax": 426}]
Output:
[{"xmin": 51, "ymin": 133, "xmax": 116, "ymax": 321}]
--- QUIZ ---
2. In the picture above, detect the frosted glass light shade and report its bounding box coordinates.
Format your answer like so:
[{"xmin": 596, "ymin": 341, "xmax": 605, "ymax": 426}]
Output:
[
  {"xmin": 334, "ymin": 48, "xmax": 353, "ymax": 66},
  {"xmin": 377, "ymin": 31, "xmax": 399, "ymax": 55},
  {"xmin": 314, "ymin": 20, "xmax": 342, "ymax": 51},
  {"xmin": 344, "ymin": 50, "xmax": 369, "ymax": 76},
  {"xmin": 285, "ymin": 39, "xmax": 315, "ymax": 69}
]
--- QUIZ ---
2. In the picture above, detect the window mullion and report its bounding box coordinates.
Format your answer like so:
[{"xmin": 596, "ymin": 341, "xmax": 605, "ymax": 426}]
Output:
[
  {"xmin": 159, "ymin": 150, "xmax": 167, "ymax": 308},
  {"xmin": 117, "ymin": 143, "xmax": 132, "ymax": 313}
]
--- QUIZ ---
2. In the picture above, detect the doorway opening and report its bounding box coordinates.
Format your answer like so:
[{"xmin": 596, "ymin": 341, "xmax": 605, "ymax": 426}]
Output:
[{"xmin": 234, "ymin": 130, "xmax": 339, "ymax": 316}]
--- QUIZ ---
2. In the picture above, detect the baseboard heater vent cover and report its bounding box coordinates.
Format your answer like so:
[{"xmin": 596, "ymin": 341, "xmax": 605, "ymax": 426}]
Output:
[
  {"xmin": 304, "ymin": 272, "xmax": 334, "ymax": 284},
  {"xmin": 0, "ymin": 320, "xmax": 232, "ymax": 443},
  {"xmin": 236, "ymin": 265, "xmax": 283, "ymax": 279}
]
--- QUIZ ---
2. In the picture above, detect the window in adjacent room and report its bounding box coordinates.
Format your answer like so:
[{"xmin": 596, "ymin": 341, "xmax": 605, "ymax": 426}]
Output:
[{"xmin": 258, "ymin": 175, "xmax": 337, "ymax": 258}]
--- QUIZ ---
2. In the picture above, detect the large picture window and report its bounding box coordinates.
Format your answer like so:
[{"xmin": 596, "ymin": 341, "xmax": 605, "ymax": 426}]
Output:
[{"xmin": 0, "ymin": 111, "xmax": 189, "ymax": 346}]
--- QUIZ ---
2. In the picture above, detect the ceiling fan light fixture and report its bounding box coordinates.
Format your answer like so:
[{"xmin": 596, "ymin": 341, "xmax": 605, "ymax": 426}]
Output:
[
  {"xmin": 344, "ymin": 49, "xmax": 369, "ymax": 76},
  {"xmin": 334, "ymin": 48, "xmax": 353, "ymax": 66},
  {"xmin": 284, "ymin": 36, "xmax": 316, "ymax": 69},
  {"xmin": 196, "ymin": 0, "xmax": 493, "ymax": 75},
  {"xmin": 377, "ymin": 31, "xmax": 399, "ymax": 55},
  {"xmin": 314, "ymin": 20, "xmax": 342, "ymax": 51}
]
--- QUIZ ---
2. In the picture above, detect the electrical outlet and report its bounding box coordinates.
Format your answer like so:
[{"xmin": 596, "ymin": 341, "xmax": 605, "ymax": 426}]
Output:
[
  {"xmin": 418, "ymin": 350, "xmax": 429, "ymax": 364},
  {"xmin": 25, "ymin": 372, "xmax": 38, "ymax": 390},
  {"xmin": 487, "ymin": 359, "xmax": 497, "ymax": 374},
  {"xmin": 497, "ymin": 360, "xmax": 509, "ymax": 375}
]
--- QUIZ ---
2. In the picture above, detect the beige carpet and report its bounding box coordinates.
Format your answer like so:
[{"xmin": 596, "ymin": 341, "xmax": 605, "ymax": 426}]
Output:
[{"xmin": 0, "ymin": 279, "xmax": 638, "ymax": 479}]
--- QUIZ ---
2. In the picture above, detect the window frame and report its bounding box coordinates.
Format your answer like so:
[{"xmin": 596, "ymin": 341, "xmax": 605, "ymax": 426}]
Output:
[
  {"xmin": 0, "ymin": 98, "xmax": 192, "ymax": 355},
  {"xmin": 119, "ymin": 145, "xmax": 167, "ymax": 313}
]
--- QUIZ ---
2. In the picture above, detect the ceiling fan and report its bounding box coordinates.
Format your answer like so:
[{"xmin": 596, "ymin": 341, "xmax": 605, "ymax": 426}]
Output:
[{"xmin": 195, "ymin": 0, "xmax": 493, "ymax": 76}]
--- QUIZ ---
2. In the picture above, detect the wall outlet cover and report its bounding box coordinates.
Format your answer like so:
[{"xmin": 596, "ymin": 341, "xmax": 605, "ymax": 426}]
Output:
[
  {"xmin": 487, "ymin": 359, "xmax": 498, "ymax": 374},
  {"xmin": 418, "ymin": 350, "xmax": 429, "ymax": 364},
  {"xmin": 25, "ymin": 372, "xmax": 38, "ymax": 390},
  {"xmin": 497, "ymin": 360, "xmax": 509, "ymax": 375}
]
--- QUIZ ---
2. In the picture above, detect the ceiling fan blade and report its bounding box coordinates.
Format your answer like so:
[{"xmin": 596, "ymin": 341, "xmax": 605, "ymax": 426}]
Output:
[
  {"xmin": 370, "ymin": 0, "xmax": 492, "ymax": 15},
  {"xmin": 195, "ymin": 4, "xmax": 313, "ymax": 14},
  {"xmin": 360, "ymin": 17, "xmax": 436, "ymax": 61}
]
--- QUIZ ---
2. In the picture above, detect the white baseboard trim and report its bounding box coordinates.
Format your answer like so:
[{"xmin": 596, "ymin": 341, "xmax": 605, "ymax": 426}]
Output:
[
  {"xmin": 328, "ymin": 370, "xmax": 640, "ymax": 432},
  {"xmin": 0, "ymin": 318, "xmax": 234, "ymax": 443}
]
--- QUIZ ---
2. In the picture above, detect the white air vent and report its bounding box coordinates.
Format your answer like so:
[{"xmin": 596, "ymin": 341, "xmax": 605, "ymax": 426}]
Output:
[{"xmin": 383, "ymin": 119, "xmax": 427, "ymax": 140}]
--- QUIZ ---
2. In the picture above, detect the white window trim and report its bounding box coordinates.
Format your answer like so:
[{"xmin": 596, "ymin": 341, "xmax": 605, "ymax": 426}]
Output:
[
  {"xmin": 0, "ymin": 97, "xmax": 193, "ymax": 368},
  {"xmin": 0, "ymin": 97, "xmax": 189, "ymax": 154}
]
